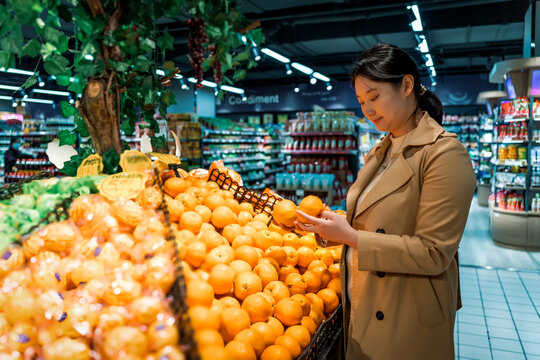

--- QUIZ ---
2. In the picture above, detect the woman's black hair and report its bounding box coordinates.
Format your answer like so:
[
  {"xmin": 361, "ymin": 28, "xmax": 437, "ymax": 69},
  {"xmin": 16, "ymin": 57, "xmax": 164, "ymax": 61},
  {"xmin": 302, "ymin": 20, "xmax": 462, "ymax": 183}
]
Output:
[{"xmin": 350, "ymin": 43, "xmax": 443, "ymax": 125}]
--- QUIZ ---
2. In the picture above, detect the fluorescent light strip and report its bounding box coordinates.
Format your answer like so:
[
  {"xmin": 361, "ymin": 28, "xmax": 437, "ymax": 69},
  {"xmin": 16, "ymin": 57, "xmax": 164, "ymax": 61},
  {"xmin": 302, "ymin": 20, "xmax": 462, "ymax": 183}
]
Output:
[
  {"xmin": 23, "ymin": 98, "xmax": 54, "ymax": 104},
  {"xmin": 0, "ymin": 95, "xmax": 12, "ymax": 100},
  {"xmin": 425, "ymin": 54, "xmax": 433, "ymax": 68},
  {"xmin": 221, "ymin": 85, "xmax": 245, "ymax": 94},
  {"xmin": 5, "ymin": 68, "xmax": 35, "ymax": 76},
  {"xmin": 313, "ymin": 72, "xmax": 330, "ymax": 82},
  {"xmin": 261, "ymin": 48, "xmax": 290, "ymax": 63},
  {"xmin": 156, "ymin": 69, "xmax": 165, "ymax": 76},
  {"xmin": 174, "ymin": 74, "xmax": 183, "ymax": 79},
  {"xmin": 0, "ymin": 84, "xmax": 20, "ymax": 91},
  {"xmin": 408, "ymin": 4, "xmax": 423, "ymax": 32},
  {"xmin": 33, "ymin": 89, "xmax": 70, "ymax": 96},
  {"xmin": 187, "ymin": 78, "xmax": 218, "ymax": 88},
  {"xmin": 291, "ymin": 62, "xmax": 313, "ymax": 75},
  {"xmin": 418, "ymin": 38, "xmax": 429, "ymax": 53}
]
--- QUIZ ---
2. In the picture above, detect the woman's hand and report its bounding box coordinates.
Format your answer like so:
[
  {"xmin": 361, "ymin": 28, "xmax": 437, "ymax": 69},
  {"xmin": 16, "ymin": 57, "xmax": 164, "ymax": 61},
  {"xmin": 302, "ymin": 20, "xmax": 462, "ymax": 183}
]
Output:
[{"xmin": 295, "ymin": 210, "xmax": 358, "ymax": 248}]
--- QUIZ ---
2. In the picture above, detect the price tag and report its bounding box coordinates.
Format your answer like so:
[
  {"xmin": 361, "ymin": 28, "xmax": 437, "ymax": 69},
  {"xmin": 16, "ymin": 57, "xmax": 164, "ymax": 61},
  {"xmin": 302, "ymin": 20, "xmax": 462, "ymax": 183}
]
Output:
[
  {"xmin": 295, "ymin": 189, "xmax": 305, "ymax": 197},
  {"xmin": 149, "ymin": 152, "xmax": 181, "ymax": 165},
  {"xmin": 77, "ymin": 154, "xmax": 103, "ymax": 177},
  {"xmin": 98, "ymin": 172, "xmax": 146, "ymax": 201},
  {"xmin": 119, "ymin": 150, "xmax": 152, "ymax": 174}
]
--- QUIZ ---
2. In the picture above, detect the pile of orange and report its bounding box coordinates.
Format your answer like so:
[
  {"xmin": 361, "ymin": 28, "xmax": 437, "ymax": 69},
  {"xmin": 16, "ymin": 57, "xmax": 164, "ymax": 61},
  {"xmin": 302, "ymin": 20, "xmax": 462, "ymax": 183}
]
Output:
[{"xmin": 165, "ymin": 176, "xmax": 342, "ymax": 360}]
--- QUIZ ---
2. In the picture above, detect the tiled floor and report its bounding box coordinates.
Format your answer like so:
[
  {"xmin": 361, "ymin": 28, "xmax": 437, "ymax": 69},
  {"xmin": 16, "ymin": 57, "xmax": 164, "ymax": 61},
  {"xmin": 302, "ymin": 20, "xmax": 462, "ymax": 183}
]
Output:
[{"xmin": 455, "ymin": 198, "xmax": 540, "ymax": 359}]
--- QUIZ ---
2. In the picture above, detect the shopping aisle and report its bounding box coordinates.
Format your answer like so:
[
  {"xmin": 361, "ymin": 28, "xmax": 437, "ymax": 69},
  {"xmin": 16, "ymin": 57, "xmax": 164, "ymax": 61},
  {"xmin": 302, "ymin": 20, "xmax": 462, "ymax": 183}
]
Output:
[{"xmin": 455, "ymin": 197, "xmax": 540, "ymax": 359}]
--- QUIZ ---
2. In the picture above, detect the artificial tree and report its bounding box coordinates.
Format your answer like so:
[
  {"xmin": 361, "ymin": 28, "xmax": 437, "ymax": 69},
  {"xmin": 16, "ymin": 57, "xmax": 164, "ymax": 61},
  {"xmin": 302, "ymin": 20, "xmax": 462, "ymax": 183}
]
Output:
[{"xmin": 0, "ymin": 0, "xmax": 263, "ymax": 174}]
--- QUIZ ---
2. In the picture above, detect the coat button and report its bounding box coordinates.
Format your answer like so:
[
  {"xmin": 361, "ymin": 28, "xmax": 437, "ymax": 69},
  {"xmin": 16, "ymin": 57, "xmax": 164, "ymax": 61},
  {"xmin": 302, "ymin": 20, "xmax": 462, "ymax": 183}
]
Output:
[
  {"xmin": 376, "ymin": 228, "xmax": 385, "ymax": 234},
  {"xmin": 376, "ymin": 271, "xmax": 386, "ymax": 278},
  {"xmin": 376, "ymin": 311, "xmax": 384, "ymax": 321}
]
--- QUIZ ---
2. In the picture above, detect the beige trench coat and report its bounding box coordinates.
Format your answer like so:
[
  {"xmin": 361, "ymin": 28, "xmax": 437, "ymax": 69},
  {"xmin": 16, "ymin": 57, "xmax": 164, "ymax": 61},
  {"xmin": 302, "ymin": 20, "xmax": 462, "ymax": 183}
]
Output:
[{"xmin": 340, "ymin": 112, "xmax": 476, "ymax": 360}]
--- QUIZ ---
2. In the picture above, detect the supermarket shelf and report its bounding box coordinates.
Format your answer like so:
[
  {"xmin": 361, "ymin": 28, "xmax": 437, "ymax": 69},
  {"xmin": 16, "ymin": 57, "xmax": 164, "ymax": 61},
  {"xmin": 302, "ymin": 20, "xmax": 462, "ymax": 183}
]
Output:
[
  {"xmin": 205, "ymin": 129, "xmax": 269, "ymax": 136},
  {"xmin": 203, "ymin": 138, "xmax": 263, "ymax": 144},
  {"xmin": 266, "ymin": 158, "xmax": 285, "ymax": 165},
  {"xmin": 495, "ymin": 185, "xmax": 527, "ymax": 190},
  {"xmin": 491, "ymin": 207, "xmax": 539, "ymax": 216},
  {"xmin": 492, "ymin": 160, "xmax": 528, "ymax": 167},
  {"xmin": 285, "ymin": 131, "xmax": 356, "ymax": 137},
  {"xmin": 0, "ymin": 131, "xmax": 56, "ymax": 136},
  {"xmin": 234, "ymin": 165, "xmax": 266, "ymax": 173},
  {"xmin": 530, "ymin": 187, "xmax": 540, "ymax": 191},
  {"xmin": 180, "ymin": 157, "xmax": 201, "ymax": 161},
  {"xmin": 244, "ymin": 174, "xmax": 266, "ymax": 183},
  {"xmin": 203, "ymin": 149, "xmax": 269, "ymax": 155},
  {"xmin": 179, "ymin": 138, "xmax": 201, "ymax": 142},
  {"xmin": 282, "ymin": 150, "xmax": 358, "ymax": 155},
  {"xmin": 266, "ymin": 167, "xmax": 284, "ymax": 175},
  {"xmin": 204, "ymin": 156, "xmax": 266, "ymax": 165},
  {"xmin": 264, "ymin": 140, "xmax": 285, "ymax": 144},
  {"xmin": 497, "ymin": 139, "xmax": 529, "ymax": 144},
  {"xmin": 358, "ymin": 127, "xmax": 383, "ymax": 134},
  {"xmin": 122, "ymin": 137, "xmax": 141, "ymax": 142},
  {"xmin": 498, "ymin": 116, "xmax": 530, "ymax": 123}
]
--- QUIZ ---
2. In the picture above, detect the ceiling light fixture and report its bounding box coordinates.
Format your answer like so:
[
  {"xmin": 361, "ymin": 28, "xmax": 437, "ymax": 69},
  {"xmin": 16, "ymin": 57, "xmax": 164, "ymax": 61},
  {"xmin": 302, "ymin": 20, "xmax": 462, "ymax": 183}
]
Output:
[
  {"xmin": 291, "ymin": 62, "xmax": 314, "ymax": 75},
  {"xmin": 313, "ymin": 72, "xmax": 330, "ymax": 82},
  {"xmin": 407, "ymin": 4, "xmax": 423, "ymax": 32},
  {"xmin": 261, "ymin": 48, "xmax": 290, "ymax": 63},
  {"xmin": 242, "ymin": 95, "xmax": 247, "ymax": 102},
  {"xmin": 0, "ymin": 84, "xmax": 20, "ymax": 91},
  {"xmin": 33, "ymin": 89, "xmax": 70, "ymax": 96},
  {"xmin": 309, "ymin": 75, "xmax": 317, "ymax": 85},
  {"xmin": 221, "ymin": 85, "xmax": 245, "ymax": 94},
  {"xmin": 326, "ymin": 83, "xmax": 332, "ymax": 91},
  {"xmin": 252, "ymin": 47, "xmax": 261, "ymax": 61},
  {"xmin": 5, "ymin": 68, "xmax": 35, "ymax": 76},
  {"xmin": 424, "ymin": 54, "xmax": 433, "ymax": 68},
  {"xmin": 84, "ymin": 54, "xmax": 94, "ymax": 61},
  {"xmin": 294, "ymin": 85, "xmax": 300, "ymax": 93},
  {"xmin": 156, "ymin": 69, "xmax": 165, "ymax": 76},
  {"xmin": 38, "ymin": 76, "xmax": 45, "ymax": 87},
  {"xmin": 23, "ymin": 98, "xmax": 54, "ymax": 104},
  {"xmin": 0, "ymin": 95, "xmax": 12, "ymax": 100},
  {"xmin": 285, "ymin": 63, "xmax": 293, "ymax": 75},
  {"xmin": 417, "ymin": 37, "xmax": 429, "ymax": 53}
]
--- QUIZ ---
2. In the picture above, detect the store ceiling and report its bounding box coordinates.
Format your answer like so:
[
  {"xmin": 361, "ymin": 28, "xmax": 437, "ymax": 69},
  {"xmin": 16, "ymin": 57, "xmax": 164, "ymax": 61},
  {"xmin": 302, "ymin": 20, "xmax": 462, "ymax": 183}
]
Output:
[{"xmin": 166, "ymin": 0, "xmax": 529, "ymax": 87}]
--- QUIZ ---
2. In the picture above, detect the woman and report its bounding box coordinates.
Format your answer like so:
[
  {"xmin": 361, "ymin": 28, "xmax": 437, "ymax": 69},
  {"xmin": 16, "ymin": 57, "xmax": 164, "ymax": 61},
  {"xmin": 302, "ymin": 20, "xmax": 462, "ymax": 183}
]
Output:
[{"xmin": 296, "ymin": 44, "xmax": 476, "ymax": 360}]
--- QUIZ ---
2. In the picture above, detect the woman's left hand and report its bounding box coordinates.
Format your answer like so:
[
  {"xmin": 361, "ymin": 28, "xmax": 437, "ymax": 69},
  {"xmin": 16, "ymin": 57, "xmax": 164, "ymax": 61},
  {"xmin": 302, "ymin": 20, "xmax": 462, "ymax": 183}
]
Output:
[{"xmin": 295, "ymin": 210, "xmax": 358, "ymax": 247}]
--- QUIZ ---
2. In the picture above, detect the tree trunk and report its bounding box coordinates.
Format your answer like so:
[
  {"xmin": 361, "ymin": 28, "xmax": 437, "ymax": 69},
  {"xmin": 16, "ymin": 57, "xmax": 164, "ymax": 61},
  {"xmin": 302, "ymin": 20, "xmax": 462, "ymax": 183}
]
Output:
[{"xmin": 79, "ymin": 76, "xmax": 123, "ymax": 155}]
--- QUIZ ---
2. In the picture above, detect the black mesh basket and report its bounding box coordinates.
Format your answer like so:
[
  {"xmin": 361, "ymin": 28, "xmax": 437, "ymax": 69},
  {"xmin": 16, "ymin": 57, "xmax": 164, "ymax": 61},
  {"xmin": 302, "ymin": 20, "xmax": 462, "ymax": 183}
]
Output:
[
  {"xmin": 0, "ymin": 170, "xmax": 53, "ymax": 201},
  {"xmin": 207, "ymin": 168, "xmax": 281, "ymax": 216},
  {"xmin": 298, "ymin": 304, "xmax": 343, "ymax": 360}
]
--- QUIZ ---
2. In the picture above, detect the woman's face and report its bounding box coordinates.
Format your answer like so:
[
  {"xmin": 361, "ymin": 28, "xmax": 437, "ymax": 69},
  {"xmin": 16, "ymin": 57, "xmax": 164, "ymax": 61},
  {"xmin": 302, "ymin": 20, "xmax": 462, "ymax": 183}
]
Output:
[{"xmin": 354, "ymin": 75, "xmax": 415, "ymax": 135}]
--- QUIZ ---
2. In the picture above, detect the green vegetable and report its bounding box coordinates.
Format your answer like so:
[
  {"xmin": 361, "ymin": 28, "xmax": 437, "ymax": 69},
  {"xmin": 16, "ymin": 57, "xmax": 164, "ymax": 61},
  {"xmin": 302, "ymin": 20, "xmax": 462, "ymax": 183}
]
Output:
[{"xmin": 10, "ymin": 194, "xmax": 36, "ymax": 209}]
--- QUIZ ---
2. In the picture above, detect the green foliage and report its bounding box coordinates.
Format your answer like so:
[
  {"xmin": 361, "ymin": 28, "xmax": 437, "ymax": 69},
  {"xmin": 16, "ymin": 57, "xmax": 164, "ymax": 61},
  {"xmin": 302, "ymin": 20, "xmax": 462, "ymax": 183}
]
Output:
[
  {"xmin": 102, "ymin": 147, "xmax": 120, "ymax": 174},
  {"xmin": 58, "ymin": 130, "xmax": 77, "ymax": 146}
]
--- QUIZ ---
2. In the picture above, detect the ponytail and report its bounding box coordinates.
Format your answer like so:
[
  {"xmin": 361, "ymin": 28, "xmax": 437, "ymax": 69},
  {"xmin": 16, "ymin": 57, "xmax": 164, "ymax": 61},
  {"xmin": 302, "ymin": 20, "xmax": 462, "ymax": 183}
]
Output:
[{"xmin": 418, "ymin": 89, "xmax": 443, "ymax": 125}]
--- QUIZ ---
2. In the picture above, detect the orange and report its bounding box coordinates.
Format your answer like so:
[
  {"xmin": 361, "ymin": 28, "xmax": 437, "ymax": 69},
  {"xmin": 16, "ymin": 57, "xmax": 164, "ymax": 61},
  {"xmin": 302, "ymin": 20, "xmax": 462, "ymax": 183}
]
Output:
[
  {"xmin": 204, "ymin": 181, "xmax": 221, "ymax": 191},
  {"xmin": 264, "ymin": 246, "xmax": 287, "ymax": 265},
  {"xmin": 219, "ymin": 296, "xmax": 241, "ymax": 309},
  {"xmin": 266, "ymin": 316, "xmax": 284, "ymax": 338},
  {"xmin": 200, "ymin": 346, "xmax": 234, "ymax": 360},
  {"xmin": 185, "ymin": 241, "xmax": 207, "ymax": 268},
  {"xmin": 317, "ymin": 288, "xmax": 339, "ymax": 314},
  {"xmin": 242, "ymin": 293, "xmax": 273, "ymax": 323},
  {"xmin": 242, "ymin": 225, "xmax": 258, "ymax": 239},
  {"xmin": 211, "ymin": 206, "xmax": 239, "ymax": 229},
  {"xmin": 219, "ymin": 307, "xmax": 251, "ymax": 342},
  {"xmin": 260, "ymin": 292, "xmax": 276, "ymax": 313},
  {"xmin": 327, "ymin": 278, "xmax": 342, "ymax": 298},
  {"xmin": 209, "ymin": 264, "xmax": 235, "ymax": 295},
  {"xmin": 328, "ymin": 263, "xmax": 340, "ymax": 279},
  {"xmin": 284, "ymin": 325, "xmax": 311, "ymax": 349},
  {"xmin": 275, "ymin": 298, "xmax": 303, "ymax": 326},
  {"xmin": 258, "ymin": 257, "xmax": 280, "ymax": 273},
  {"xmin": 307, "ymin": 260, "xmax": 327, "ymax": 271},
  {"xmin": 299, "ymin": 235, "xmax": 317, "ymax": 251},
  {"xmin": 285, "ymin": 273, "xmax": 306, "ymax": 295},
  {"xmin": 163, "ymin": 177, "xmax": 189, "ymax": 198},
  {"xmin": 232, "ymin": 235, "xmax": 253, "ymax": 249},
  {"xmin": 167, "ymin": 199, "xmax": 185, "ymax": 222},
  {"xmin": 275, "ymin": 335, "xmax": 302, "ymax": 359},
  {"xmin": 224, "ymin": 199, "xmax": 240, "ymax": 215},
  {"xmin": 195, "ymin": 269, "xmax": 210, "ymax": 282},
  {"xmin": 234, "ymin": 328, "xmax": 265, "ymax": 358},
  {"xmin": 291, "ymin": 294, "xmax": 311, "ymax": 316},
  {"xmin": 175, "ymin": 193, "xmax": 197, "ymax": 211},
  {"xmin": 301, "ymin": 316, "xmax": 317, "ymax": 336},
  {"xmin": 234, "ymin": 272, "xmax": 263, "ymax": 301},
  {"xmin": 315, "ymin": 248, "xmax": 334, "ymax": 267},
  {"xmin": 220, "ymin": 190, "xmax": 234, "ymax": 200},
  {"xmin": 282, "ymin": 233, "xmax": 302, "ymax": 249},
  {"xmin": 268, "ymin": 222, "xmax": 288, "ymax": 236},
  {"xmin": 187, "ymin": 280, "xmax": 214, "ymax": 307},
  {"xmin": 199, "ymin": 230, "xmax": 225, "ymax": 250},
  {"xmin": 251, "ymin": 221, "xmax": 268, "ymax": 232},
  {"xmin": 234, "ymin": 245, "xmax": 260, "ymax": 269},
  {"xmin": 250, "ymin": 322, "xmax": 276, "ymax": 347},
  {"xmin": 222, "ymin": 224, "xmax": 244, "ymax": 244},
  {"xmin": 253, "ymin": 262, "xmax": 278, "ymax": 288},
  {"xmin": 211, "ymin": 298, "xmax": 225, "ymax": 316},
  {"xmin": 297, "ymin": 195, "xmax": 325, "ymax": 222},
  {"xmin": 204, "ymin": 194, "xmax": 226, "ymax": 211},
  {"xmin": 238, "ymin": 211, "xmax": 253, "ymax": 226},
  {"xmin": 329, "ymin": 246, "xmax": 342, "ymax": 262},
  {"xmin": 305, "ymin": 293, "xmax": 325, "ymax": 314},
  {"xmin": 195, "ymin": 205, "xmax": 212, "ymax": 223},
  {"xmin": 195, "ymin": 329, "xmax": 224, "ymax": 348},
  {"xmin": 273, "ymin": 200, "xmax": 297, "ymax": 228},
  {"xmin": 260, "ymin": 345, "xmax": 292, "ymax": 360},
  {"xmin": 309, "ymin": 307, "xmax": 324, "ymax": 327},
  {"xmin": 253, "ymin": 230, "xmax": 281, "ymax": 251},
  {"xmin": 225, "ymin": 340, "xmax": 256, "ymax": 360},
  {"xmin": 229, "ymin": 260, "xmax": 252, "ymax": 276},
  {"xmin": 239, "ymin": 202, "xmax": 255, "ymax": 215},
  {"xmin": 264, "ymin": 281, "xmax": 290, "ymax": 304},
  {"xmin": 253, "ymin": 213, "xmax": 270, "ymax": 224},
  {"xmin": 310, "ymin": 265, "xmax": 331, "ymax": 288},
  {"xmin": 204, "ymin": 245, "xmax": 234, "ymax": 270},
  {"xmin": 303, "ymin": 271, "xmax": 322, "ymax": 293},
  {"xmin": 279, "ymin": 265, "xmax": 299, "ymax": 282},
  {"xmin": 189, "ymin": 305, "xmax": 220, "ymax": 331},
  {"xmin": 180, "ymin": 211, "xmax": 203, "ymax": 233},
  {"xmin": 186, "ymin": 186, "xmax": 209, "ymax": 204},
  {"xmin": 297, "ymin": 247, "xmax": 317, "ymax": 268},
  {"xmin": 282, "ymin": 246, "xmax": 299, "ymax": 267}
]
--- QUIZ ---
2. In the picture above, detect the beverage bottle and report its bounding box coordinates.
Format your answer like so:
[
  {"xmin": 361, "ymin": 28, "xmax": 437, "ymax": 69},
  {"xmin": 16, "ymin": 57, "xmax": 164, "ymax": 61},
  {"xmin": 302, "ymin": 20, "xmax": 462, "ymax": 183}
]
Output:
[{"xmin": 533, "ymin": 198, "xmax": 537, "ymax": 213}]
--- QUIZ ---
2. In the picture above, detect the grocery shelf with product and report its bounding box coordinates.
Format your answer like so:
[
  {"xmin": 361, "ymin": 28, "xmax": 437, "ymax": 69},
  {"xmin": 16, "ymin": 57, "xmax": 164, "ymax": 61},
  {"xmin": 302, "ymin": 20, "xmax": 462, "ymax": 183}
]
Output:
[{"xmin": 442, "ymin": 114, "xmax": 482, "ymax": 179}]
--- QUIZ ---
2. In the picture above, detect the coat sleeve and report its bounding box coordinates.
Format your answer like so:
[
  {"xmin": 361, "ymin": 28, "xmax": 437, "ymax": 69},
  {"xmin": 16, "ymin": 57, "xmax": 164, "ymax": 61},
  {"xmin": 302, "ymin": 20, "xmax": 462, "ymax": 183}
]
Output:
[{"xmin": 355, "ymin": 137, "xmax": 476, "ymax": 276}]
